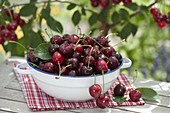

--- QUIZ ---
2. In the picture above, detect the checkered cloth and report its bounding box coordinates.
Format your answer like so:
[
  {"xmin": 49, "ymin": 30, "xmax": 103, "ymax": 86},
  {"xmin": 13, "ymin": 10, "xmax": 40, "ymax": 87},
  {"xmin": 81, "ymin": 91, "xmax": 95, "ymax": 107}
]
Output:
[{"xmin": 13, "ymin": 63, "xmax": 144, "ymax": 111}]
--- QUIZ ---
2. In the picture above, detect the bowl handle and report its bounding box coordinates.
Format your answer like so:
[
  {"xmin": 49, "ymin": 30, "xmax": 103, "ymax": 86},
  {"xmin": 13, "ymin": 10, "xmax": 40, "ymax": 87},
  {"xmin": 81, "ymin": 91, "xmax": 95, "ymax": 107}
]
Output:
[
  {"xmin": 15, "ymin": 63, "xmax": 32, "ymax": 75},
  {"xmin": 121, "ymin": 58, "xmax": 132, "ymax": 69}
]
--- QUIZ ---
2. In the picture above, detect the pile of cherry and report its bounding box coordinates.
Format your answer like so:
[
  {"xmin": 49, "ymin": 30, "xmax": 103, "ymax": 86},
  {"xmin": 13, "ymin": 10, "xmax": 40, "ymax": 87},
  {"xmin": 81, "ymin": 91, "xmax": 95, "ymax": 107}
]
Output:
[
  {"xmin": 0, "ymin": 9, "xmax": 25, "ymax": 44},
  {"xmin": 28, "ymin": 34, "xmax": 123, "ymax": 76},
  {"xmin": 150, "ymin": 7, "xmax": 170, "ymax": 28},
  {"xmin": 90, "ymin": 0, "xmax": 132, "ymax": 8}
]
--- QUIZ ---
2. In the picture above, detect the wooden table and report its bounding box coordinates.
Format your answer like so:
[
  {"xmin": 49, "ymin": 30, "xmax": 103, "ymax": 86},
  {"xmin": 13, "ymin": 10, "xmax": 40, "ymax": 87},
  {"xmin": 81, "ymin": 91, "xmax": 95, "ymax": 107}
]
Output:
[{"xmin": 0, "ymin": 57, "xmax": 170, "ymax": 113}]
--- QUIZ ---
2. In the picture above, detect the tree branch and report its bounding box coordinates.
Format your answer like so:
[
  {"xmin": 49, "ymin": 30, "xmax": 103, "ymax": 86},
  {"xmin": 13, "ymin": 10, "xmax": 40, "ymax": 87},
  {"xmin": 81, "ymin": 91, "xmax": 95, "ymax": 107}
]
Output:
[{"xmin": 109, "ymin": 0, "xmax": 162, "ymax": 29}]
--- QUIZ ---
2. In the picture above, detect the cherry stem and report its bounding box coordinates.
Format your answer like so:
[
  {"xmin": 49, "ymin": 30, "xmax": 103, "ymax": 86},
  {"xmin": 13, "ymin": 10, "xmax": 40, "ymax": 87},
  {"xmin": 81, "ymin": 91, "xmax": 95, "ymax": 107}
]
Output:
[
  {"xmin": 92, "ymin": 38, "xmax": 105, "ymax": 49},
  {"xmin": 7, "ymin": 8, "xmax": 13, "ymax": 22},
  {"xmin": 88, "ymin": 47, "xmax": 93, "ymax": 68},
  {"xmin": 77, "ymin": 25, "xmax": 82, "ymax": 36},
  {"xmin": 104, "ymin": 33, "xmax": 113, "ymax": 39},
  {"xmin": 60, "ymin": 64, "xmax": 72, "ymax": 74},
  {"xmin": 102, "ymin": 71, "xmax": 105, "ymax": 95},
  {"xmin": 94, "ymin": 73, "xmax": 96, "ymax": 84},
  {"xmin": 82, "ymin": 45, "xmax": 92, "ymax": 47},
  {"xmin": 28, "ymin": 62, "xmax": 39, "ymax": 68},
  {"xmin": 45, "ymin": 28, "xmax": 51, "ymax": 41},
  {"xmin": 112, "ymin": 39, "xmax": 126, "ymax": 47},
  {"xmin": 74, "ymin": 39, "xmax": 81, "ymax": 51},
  {"xmin": 57, "ymin": 61, "xmax": 61, "ymax": 79}
]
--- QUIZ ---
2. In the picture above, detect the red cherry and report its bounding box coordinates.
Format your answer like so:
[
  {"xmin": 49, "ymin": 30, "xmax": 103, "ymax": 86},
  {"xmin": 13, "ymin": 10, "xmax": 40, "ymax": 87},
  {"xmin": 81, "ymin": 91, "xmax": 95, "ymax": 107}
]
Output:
[
  {"xmin": 90, "ymin": 0, "xmax": 100, "ymax": 7},
  {"xmin": 1, "ymin": 29, "xmax": 11, "ymax": 39},
  {"xmin": 122, "ymin": 0, "xmax": 132, "ymax": 5},
  {"xmin": 68, "ymin": 34, "xmax": 79, "ymax": 44},
  {"xmin": 114, "ymin": 83, "xmax": 126, "ymax": 96},
  {"xmin": 0, "ymin": 37, "xmax": 5, "ymax": 44},
  {"xmin": 4, "ymin": 9, "xmax": 14, "ymax": 16},
  {"xmin": 112, "ymin": 0, "xmax": 122, "ymax": 4},
  {"xmin": 12, "ymin": 13, "xmax": 20, "ymax": 21},
  {"xmin": 101, "ymin": 47, "xmax": 115, "ymax": 57},
  {"xmin": 157, "ymin": 21, "xmax": 166, "ymax": 28},
  {"xmin": 96, "ymin": 59, "xmax": 108, "ymax": 73},
  {"xmin": 52, "ymin": 51, "xmax": 64, "ymax": 65},
  {"xmin": 83, "ymin": 36, "xmax": 94, "ymax": 46},
  {"xmin": 89, "ymin": 84, "xmax": 102, "ymax": 98},
  {"xmin": 9, "ymin": 32, "xmax": 17, "ymax": 41},
  {"xmin": 0, "ymin": 24, "xmax": 5, "ymax": 31},
  {"xmin": 43, "ymin": 62, "xmax": 54, "ymax": 73},
  {"xmin": 129, "ymin": 90, "xmax": 142, "ymax": 102},
  {"xmin": 75, "ymin": 44, "xmax": 83, "ymax": 53},
  {"xmin": 18, "ymin": 19, "xmax": 25, "ymax": 27},
  {"xmin": 100, "ymin": 0, "xmax": 109, "ymax": 8},
  {"xmin": 7, "ymin": 22, "xmax": 18, "ymax": 31},
  {"xmin": 96, "ymin": 94, "xmax": 109, "ymax": 109}
]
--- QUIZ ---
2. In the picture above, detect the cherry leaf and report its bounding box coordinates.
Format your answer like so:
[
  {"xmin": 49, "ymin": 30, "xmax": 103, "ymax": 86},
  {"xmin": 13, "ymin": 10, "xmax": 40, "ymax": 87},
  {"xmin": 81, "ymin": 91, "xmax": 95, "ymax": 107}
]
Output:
[
  {"xmin": 113, "ymin": 96, "xmax": 126, "ymax": 104},
  {"xmin": 136, "ymin": 88, "xmax": 160, "ymax": 101},
  {"xmin": 34, "ymin": 43, "xmax": 52, "ymax": 60}
]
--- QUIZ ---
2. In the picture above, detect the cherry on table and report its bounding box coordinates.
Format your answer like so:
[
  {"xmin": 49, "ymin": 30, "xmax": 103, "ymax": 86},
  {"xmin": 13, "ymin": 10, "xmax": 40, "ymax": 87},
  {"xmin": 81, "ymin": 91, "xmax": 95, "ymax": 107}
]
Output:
[
  {"xmin": 129, "ymin": 90, "xmax": 142, "ymax": 102},
  {"xmin": 89, "ymin": 84, "xmax": 102, "ymax": 98},
  {"xmin": 96, "ymin": 94, "xmax": 109, "ymax": 109},
  {"xmin": 114, "ymin": 83, "xmax": 126, "ymax": 96}
]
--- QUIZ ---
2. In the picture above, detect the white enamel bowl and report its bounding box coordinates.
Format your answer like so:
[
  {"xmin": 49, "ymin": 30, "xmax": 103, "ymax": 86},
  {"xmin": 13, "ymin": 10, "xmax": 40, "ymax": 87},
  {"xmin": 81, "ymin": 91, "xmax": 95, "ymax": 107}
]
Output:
[{"xmin": 16, "ymin": 58, "xmax": 132, "ymax": 102}]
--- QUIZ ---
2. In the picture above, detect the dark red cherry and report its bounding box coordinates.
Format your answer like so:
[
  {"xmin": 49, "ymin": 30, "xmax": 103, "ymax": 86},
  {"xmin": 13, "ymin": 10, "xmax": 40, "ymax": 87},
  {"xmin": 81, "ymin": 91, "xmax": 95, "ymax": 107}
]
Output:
[
  {"xmin": 112, "ymin": 0, "xmax": 122, "ymax": 4},
  {"xmin": 68, "ymin": 34, "xmax": 79, "ymax": 44},
  {"xmin": 113, "ymin": 51, "xmax": 122, "ymax": 62},
  {"xmin": 18, "ymin": 19, "xmax": 25, "ymax": 27},
  {"xmin": 96, "ymin": 35, "xmax": 109, "ymax": 46},
  {"xmin": 66, "ymin": 58, "xmax": 79, "ymax": 69},
  {"xmin": 76, "ymin": 62, "xmax": 84, "ymax": 76},
  {"xmin": 43, "ymin": 62, "xmax": 54, "ymax": 73},
  {"xmin": 1, "ymin": 29, "xmax": 11, "ymax": 39},
  {"xmin": 83, "ymin": 36, "xmax": 94, "ymax": 46},
  {"xmin": 98, "ymin": 54, "xmax": 109, "ymax": 63},
  {"xmin": 62, "ymin": 34, "xmax": 70, "ymax": 40},
  {"xmin": 59, "ymin": 43, "xmax": 74, "ymax": 57},
  {"xmin": 90, "ymin": 0, "xmax": 100, "ymax": 7},
  {"xmin": 129, "ymin": 90, "xmax": 142, "ymax": 102},
  {"xmin": 39, "ymin": 62, "xmax": 45, "ymax": 70},
  {"xmin": 75, "ymin": 44, "xmax": 83, "ymax": 53},
  {"xmin": 7, "ymin": 22, "xmax": 18, "ymax": 31},
  {"xmin": 0, "ymin": 24, "xmax": 5, "ymax": 31},
  {"xmin": 122, "ymin": 0, "xmax": 132, "ymax": 5},
  {"xmin": 114, "ymin": 83, "xmax": 126, "ymax": 96},
  {"xmin": 84, "ymin": 56, "xmax": 95, "ymax": 67},
  {"xmin": 0, "ymin": 37, "xmax": 5, "ymax": 44},
  {"xmin": 50, "ymin": 35, "xmax": 64, "ymax": 45},
  {"xmin": 96, "ymin": 94, "xmax": 109, "ymax": 109},
  {"xmin": 108, "ymin": 56, "xmax": 119, "ymax": 70},
  {"xmin": 80, "ymin": 66, "xmax": 93, "ymax": 75},
  {"xmin": 96, "ymin": 59, "xmax": 108, "ymax": 73},
  {"xmin": 4, "ymin": 9, "xmax": 14, "ymax": 16},
  {"xmin": 101, "ymin": 47, "xmax": 115, "ymax": 57},
  {"xmin": 89, "ymin": 84, "xmax": 102, "ymax": 98},
  {"xmin": 68, "ymin": 70, "xmax": 77, "ymax": 76},
  {"xmin": 72, "ymin": 52, "xmax": 81, "ymax": 60},
  {"xmin": 100, "ymin": 0, "xmax": 109, "ymax": 8},
  {"xmin": 12, "ymin": 13, "xmax": 20, "ymax": 21},
  {"xmin": 9, "ymin": 32, "xmax": 17, "ymax": 41},
  {"xmin": 61, "ymin": 65, "xmax": 69, "ymax": 75},
  {"xmin": 52, "ymin": 51, "xmax": 64, "ymax": 65},
  {"xmin": 49, "ymin": 44, "xmax": 59, "ymax": 54}
]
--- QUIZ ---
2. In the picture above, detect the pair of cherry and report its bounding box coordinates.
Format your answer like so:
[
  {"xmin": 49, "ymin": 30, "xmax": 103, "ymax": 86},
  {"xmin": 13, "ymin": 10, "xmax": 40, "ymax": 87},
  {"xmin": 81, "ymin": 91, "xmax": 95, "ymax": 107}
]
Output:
[
  {"xmin": 0, "ymin": 9, "xmax": 25, "ymax": 44},
  {"xmin": 90, "ymin": 0, "xmax": 132, "ymax": 8},
  {"xmin": 89, "ymin": 83, "xmax": 142, "ymax": 108}
]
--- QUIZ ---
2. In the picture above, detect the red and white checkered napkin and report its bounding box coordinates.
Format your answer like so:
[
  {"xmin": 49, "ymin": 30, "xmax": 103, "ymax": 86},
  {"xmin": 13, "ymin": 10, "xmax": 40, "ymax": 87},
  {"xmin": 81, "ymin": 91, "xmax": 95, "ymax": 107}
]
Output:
[{"xmin": 13, "ymin": 64, "xmax": 144, "ymax": 111}]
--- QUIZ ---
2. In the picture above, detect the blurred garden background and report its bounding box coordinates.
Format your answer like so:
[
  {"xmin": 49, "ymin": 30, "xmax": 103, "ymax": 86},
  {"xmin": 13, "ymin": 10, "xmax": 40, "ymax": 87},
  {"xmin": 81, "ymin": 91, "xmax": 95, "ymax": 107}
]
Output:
[{"xmin": 0, "ymin": 0, "xmax": 170, "ymax": 81}]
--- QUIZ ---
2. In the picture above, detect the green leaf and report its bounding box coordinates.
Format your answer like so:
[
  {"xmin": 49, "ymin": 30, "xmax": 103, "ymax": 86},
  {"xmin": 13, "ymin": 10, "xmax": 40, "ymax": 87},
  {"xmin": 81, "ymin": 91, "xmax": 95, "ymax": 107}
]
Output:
[
  {"xmin": 81, "ymin": 7, "xmax": 86, "ymax": 16},
  {"xmin": 136, "ymin": 88, "xmax": 160, "ymax": 101},
  {"xmin": 0, "ymin": 14, "xmax": 6, "ymax": 26},
  {"xmin": 67, "ymin": 3, "xmax": 76, "ymax": 10},
  {"xmin": 111, "ymin": 12, "xmax": 120, "ymax": 22},
  {"xmin": 89, "ymin": 13, "xmax": 98, "ymax": 26},
  {"xmin": 72, "ymin": 10, "xmax": 81, "ymax": 26},
  {"xmin": 20, "ymin": 4, "xmax": 37, "ymax": 17},
  {"xmin": 119, "ymin": 9, "xmax": 129, "ymax": 21},
  {"xmin": 46, "ymin": 16, "xmax": 63, "ymax": 33},
  {"xmin": 131, "ymin": 23, "xmax": 138, "ymax": 36},
  {"xmin": 98, "ymin": 9, "xmax": 107, "ymax": 22},
  {"xmin": 140, "ymin": 5, "xmax": 148, "ymax": 12},
  {"xmin": 125, "ymin": 3, "xmax": 139, "ymax": 11},
  {"xmin": 113, "ymin": 96, "xmax": 126, "ymax": 104},
  {"xmin": 34, "ymin": 43, "xmax": 52, "ymax": 60},
  {"xmin": 29, "ymin": 31, "xmax": 43, "ymax": 48},
  {"xmin": 119, "ymin": 22, "xmax": 132, "ymax": 39}
]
